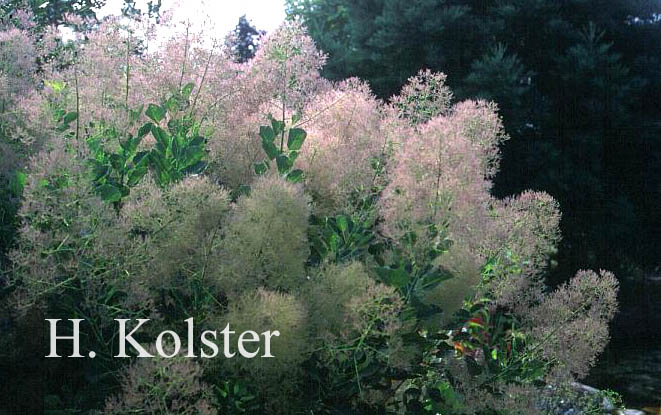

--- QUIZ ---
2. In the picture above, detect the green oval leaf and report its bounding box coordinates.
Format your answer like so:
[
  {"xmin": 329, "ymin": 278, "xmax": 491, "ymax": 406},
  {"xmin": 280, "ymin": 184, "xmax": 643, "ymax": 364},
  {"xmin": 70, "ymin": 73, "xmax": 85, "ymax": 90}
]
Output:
[
  {"xmin": 261, "ymin": 137, "xmax": 279, "ymax": 160},
  {"xmin": 63, "ymin": 112, "xmax": 78, "ymax": 124},
  {"xmin": 259, "ymin": 125, "xmax": 275, "ymax": 143},
  {"xmin": 189, "ymin": 136, "xmax": 205, "ymax": 147},
  {"xmin": 375, "ymin": 265, "xmax": 412, "ymax": 289},
  {"xmin": 286, "ymin": 169, "xmax": 304, "ymax": 183},
  {"xmin": 97, "ymin": 183, "xmax": 122, "ymax": 202},
  {"xmin": 182, "ymin": 82, "xmax": 195, "ymax": 98},
  {"xmin": 276, "ymin": 154, "xmax": 293, "ymax": 174},
  {"xmin": 287, "ymin": 128, "xmax": 307, "ymax": 151},
  {"xmin": 127, "ymin": 165, "xmax": 147, "ymax": 186},
  {"xmin": 336, "ymin": 215, "xmax": 349, "ymax": 234},
  {"xmin": 138, "ymin": 122, "xmax": 152, "ymax": 138},
  {"xmin": 270, "ymin": 118, "xmax": 285, "ymax": 136},
  {"xmin": 89, "ymin": 159, "xmax": 109, "ymax": 180},
  {"xmin": 254, "ymin": 161, "xmax": 268, "ymax": 175},
  {"xmin": 151, "ymin": 126, "xmax": 170, "ymax": 149},
  {"xmin": 145, "ymin": 104, "xmax": 166, "ymax": 123},
  {"xmin": 109, "ymin": 154, "xmax": 124, "ymax": 170},
  {"xmin": 182, "ymin": 146, "xmax": 205, "ymax": 167},
  {"xmin": 134, "ymin": 151, "xmax": 150, "ymax": 166}
]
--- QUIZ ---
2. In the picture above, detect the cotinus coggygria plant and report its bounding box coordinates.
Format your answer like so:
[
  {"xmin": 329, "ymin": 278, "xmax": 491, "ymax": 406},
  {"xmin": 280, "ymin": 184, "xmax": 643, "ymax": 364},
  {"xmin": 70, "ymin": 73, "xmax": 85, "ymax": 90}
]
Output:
[{"xmin": 2, "ymin": 10, "xmax": 618, "ymax": 415}]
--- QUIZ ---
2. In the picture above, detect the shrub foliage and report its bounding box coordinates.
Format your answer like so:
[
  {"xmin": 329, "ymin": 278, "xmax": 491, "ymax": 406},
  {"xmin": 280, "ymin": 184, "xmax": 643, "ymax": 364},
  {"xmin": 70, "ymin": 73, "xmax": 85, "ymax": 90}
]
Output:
[{"xmin": 1, "ymin": 8, "xmax": 618, "ymax": 415}]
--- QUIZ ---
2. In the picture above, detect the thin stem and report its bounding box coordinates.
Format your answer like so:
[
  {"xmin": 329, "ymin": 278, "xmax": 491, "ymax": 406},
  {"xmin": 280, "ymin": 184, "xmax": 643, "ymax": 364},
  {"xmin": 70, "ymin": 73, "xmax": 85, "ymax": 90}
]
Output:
[
  {"xmin": 125, "ymin": 29, "xmax": 131, "ymax": 111},
  {"xmin": 74, "ymin": 54, "xmax": 80, "ymax": 141},
  {"xmin": 295, "ymin": 94, "xmax": 347, "ymax": 128},
  {"xmin": 178, "ymin": 23, "xmax": 190, "ymax": 90},
  {"xmin": 280, "ymin": 61, "xmax": 287, "ymax": 152},
  {"xmin": 432, "ymin": 140, "xmax": 443, "ymax": 218},
  {"xmin": 191, "ymin": 40, "xmax": 215, "ymax": 115}
]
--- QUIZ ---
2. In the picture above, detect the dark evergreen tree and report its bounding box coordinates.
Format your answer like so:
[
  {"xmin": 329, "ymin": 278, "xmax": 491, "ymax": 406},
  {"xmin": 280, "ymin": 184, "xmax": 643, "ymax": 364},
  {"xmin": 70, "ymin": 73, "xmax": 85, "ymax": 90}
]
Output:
[
  {"xmin": 0, "ymin": 0, "xmax": 161, "ymax": 27},
  {"xmin": 229, "ymin": 15, "xmax": 263, "ymax": 63},
  {"xmin": 462, "ymin": 43, "xmax": 531, "ymax": 128},
  {"xmin": 121, "ymin": 0, "xmax": 162, "ymax": 22},
  {"xmin": 284, "ymin": 0, "xmax": 351, "ymax": 80}
]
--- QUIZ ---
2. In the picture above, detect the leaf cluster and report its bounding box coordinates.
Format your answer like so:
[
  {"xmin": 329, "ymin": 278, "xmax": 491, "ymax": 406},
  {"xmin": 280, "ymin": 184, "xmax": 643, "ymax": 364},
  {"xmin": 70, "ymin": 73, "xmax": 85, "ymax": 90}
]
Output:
[
  {"xmin": 254, "ymin": 113, "xmax": 306, "ymax": 183},
  {"xmin": 88, "ymin": 83, "xmax": 207, "ymax": 210}
]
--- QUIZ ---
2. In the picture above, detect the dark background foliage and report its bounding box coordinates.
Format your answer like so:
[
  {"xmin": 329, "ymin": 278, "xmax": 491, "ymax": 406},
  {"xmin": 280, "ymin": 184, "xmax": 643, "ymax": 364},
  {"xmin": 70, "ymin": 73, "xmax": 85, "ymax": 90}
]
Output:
[
  {"xmin": 285, "ymin": 0, "xmax": 661, "ymax": 316},
  {"xmin": 0, "ymin": 0, "xmax": 162, "ymax": 26},
  {"xmin": 230, "ymin": 15, "xmax": 264, "ymax": 63},
  {"xmin": 285, "ymin": 0, "xmax": 661, "ymax": 404}
]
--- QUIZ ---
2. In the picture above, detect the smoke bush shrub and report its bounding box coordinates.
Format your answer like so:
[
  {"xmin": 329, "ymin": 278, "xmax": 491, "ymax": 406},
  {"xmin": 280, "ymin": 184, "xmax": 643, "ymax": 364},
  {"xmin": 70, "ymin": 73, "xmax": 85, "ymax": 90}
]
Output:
[
  {"xmin": 206, "ymin": 21, "xmax": 326, "ymax": 191},
  {"xmin": 10, "ymin": 141, "xmax": 159, "ymax": 310},
  {"xmin": 307, "ymin": 261, "xmax": 376, "ymax": 337},
  {"xmin": 298, "ymin": 79, "xmax": 390, "ymax": 214},
  {"xmin": 0, "ymin": 27, "xmax": 38, "ymax": 97},
  {"xmin": 379, "ymin": 110, "xmax": 492, "ymax": 252},
  {"xmin": 104, "ymin": 350, "xmax": 216, "ymax": 415},
  {"xmin": 0, "ymin": 11, "xmax": 47, "ymax": 267},
  {"xmin": 215, "ymin": 288, "xmax": 310, "ymax": 412},
  {"xmin": 2, "ymin": 10, "xmax": 620, "ymax": 415},
  {"xmin": 121, "ymin": 175, "xmax": 231, "ymax": 317},
  {"xmin": 391, "ymin": 69, "xmax": 453, "ymax": 125},
  {"xmin": 480, "ymin": 191, "xmax": 562, "ymax": 310},
  {"xmin": 213, "ymin": 174, "xmax": 310, "ymax": 294},
  {"xmin": 249, "ymin": 20, "xmax": 326, "ymax": 113},
  {"xmin": 526, "ymin": 269, "xmax": 618, "ymax": 380}
]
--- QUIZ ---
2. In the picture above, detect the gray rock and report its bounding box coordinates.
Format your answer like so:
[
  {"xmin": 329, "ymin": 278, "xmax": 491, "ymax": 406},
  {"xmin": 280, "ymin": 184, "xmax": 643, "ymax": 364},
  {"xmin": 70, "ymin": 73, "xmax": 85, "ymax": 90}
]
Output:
[
  {"xmin": 615, "ymin": 410, "xmax": 645, "ymax": 415},
  {"xmin": 572, "ymin": 382, "xmax": 601, "ymax": 395},
  {"xmin": 602, "ymin": 396, "xmax": 616, "ymax": 411},
  {"xmin": 538, "ymin": 382, "xmax": 623, "ymax": 415}
]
